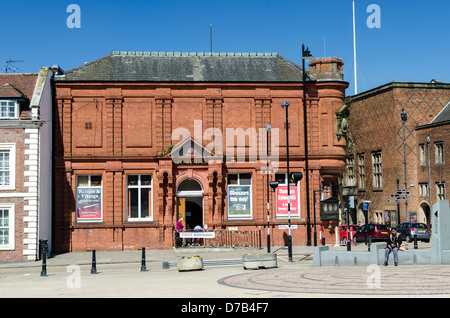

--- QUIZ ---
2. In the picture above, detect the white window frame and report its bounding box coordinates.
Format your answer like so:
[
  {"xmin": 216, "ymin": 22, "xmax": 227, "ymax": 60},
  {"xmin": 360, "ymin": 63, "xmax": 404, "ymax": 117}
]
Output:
[
  {"xmin": 0, "ymin": 203, "xmax": 15, "ymax": 250},
  {"xmin": 227, "ymin": 173, "xmax": 253, "ymax": 220},
  {"xmin": 0, "ymin": 100, "xmax": 18, "ymax": 119},
  {"xmin": 437, "ymin": 182, "xmax": 446, "ymax": 201},
  {"xmin": 358, "ymin": 153, "xmax": 366, "ymax": 190},
  {"xmin": 126, "ymin": 174, "xmax": 153, "ymax": 221},
  {"xmin": 419, "ymin": 183, "xmax": 428, "ymax": 197},
  {"xmin": 0, "ymin": 143, "xmax": 15, "ymax": 190},
  {"xmin": 372, "ymin": 151, "xmax": 383, "ymax": 189},
  {"xmin": 435, "ymin": 142, "xmax": 444, "ymax": 165},
  {"xmin": 76, "ymin": 175, "xmax": 103, "ymax": 222},
  {"xmin": 346, "ymin": 156, "xmax": 355, "ymax": 187}
]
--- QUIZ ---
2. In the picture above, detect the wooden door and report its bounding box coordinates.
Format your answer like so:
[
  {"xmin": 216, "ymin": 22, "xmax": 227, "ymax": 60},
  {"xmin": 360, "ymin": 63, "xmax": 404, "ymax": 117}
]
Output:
[{"xmin": 177, "ymin": 197, "xmax": 186, "ymax": 229}]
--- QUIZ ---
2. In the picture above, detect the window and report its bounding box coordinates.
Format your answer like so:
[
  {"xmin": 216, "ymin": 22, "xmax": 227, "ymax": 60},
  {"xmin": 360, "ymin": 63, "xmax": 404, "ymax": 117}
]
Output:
[
  {"xmin": 127, "ymin": 175, "xmax": 152, "ymax": 220},
  {"xmin": 435, "ymin": 142, "xmax": 444, "ymax": 165},
  {"xmin": 275, "ymin": 173, "xmax": 296, "ymax": 186},
  {"xmin": 436, "ymin": 182, "xmax": 446, "ymax": 201},
  {"xmin": 227, "ymin": 173, "xmax": 252, "ymax": 219},
  {"xmin": 76, "ymin": 175, "xmax": 102, "ymax": 221},
  {"xmin": 358, "ymin": 153, "xmax": 366, "ymax": 190},
  {"xmin": 419, "ymin": 183, "xmax": 428, "ymax": 197},
  {"xmin": 346, "ymin": 156, "xmax": 355, "ymax": 187},
  {"xmin": 0, "ymin": 100, "xmax": 18, "ymax": 119},
  {"xmin": 0, "ymin": 151, "xmax": 10, "ymax": 186},
  {"xmin": 372, "ymin": 151, "xmax": 382, "ymax": 189},
  {"xmin": 0, "ymin": 144, "xmax": 15, "ymax": 190},
  {"xmin": 0, "ymin": 204, "xmax": 14, "ymax": 250},
  {"xmin": 419, "ymin": 144, "xmax": 425, "ymax": 166}
]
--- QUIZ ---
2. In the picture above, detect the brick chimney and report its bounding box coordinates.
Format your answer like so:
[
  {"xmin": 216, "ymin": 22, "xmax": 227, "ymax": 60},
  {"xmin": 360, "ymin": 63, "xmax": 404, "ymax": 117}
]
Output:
[{"xmin": 309, "ymin": 57, "xmax": 344, "ymax": 80}]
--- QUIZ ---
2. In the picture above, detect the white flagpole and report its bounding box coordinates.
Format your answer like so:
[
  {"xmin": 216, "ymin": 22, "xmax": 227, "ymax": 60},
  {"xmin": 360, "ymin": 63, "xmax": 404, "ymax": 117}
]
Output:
[{"xmin": 353, "ymin": 0, "xmax": 358, "ymax": 95}]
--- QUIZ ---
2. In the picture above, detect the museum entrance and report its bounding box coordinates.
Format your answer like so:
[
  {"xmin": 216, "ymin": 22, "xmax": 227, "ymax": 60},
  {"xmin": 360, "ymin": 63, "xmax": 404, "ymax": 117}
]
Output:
[{"xmin": 176, "ymin": 178, "xmax": 204, "ymax": 231}]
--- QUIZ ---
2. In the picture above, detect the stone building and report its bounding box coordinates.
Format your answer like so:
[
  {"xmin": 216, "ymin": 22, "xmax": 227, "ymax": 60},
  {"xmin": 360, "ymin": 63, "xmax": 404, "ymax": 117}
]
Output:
[
  {"xmin": 52, "ymin": 51, "xmax": 348, "ymax": 252},
  {"xmin": 0, "ymin": 68, "xmax": 53, "ymax": 261},
  {"xmin": 344, "ymin": 81, "xmax": 450, "ymax": 228}
]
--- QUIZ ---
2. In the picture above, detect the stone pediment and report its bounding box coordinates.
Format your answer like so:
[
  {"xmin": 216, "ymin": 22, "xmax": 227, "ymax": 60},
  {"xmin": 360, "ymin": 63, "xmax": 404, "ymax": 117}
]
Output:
[{"xmin": 165, "ymin": 136, "xmax": 215, "ymax": 165}]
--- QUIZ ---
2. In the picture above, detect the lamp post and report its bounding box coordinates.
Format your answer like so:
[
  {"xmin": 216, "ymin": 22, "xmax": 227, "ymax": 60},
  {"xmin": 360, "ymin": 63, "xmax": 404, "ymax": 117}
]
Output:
[
  {"xmin": 313, "ymin": 190, "xmax": 322, "ymax": 246},
  {"xmin": 302, "ymin": 44, "xmax": 314, "ymax": 246},
  {"xmin": 342, "ymin": 186, "xmax": 352, "ymax": 251},
  {"xmin": 281, "ymin": 100, "xmax": 293, "ymax": 262},
  {"xmin": 401, "ymin": 109, "xmax": 408, "ymax": 221},
  {"xmin": 265, "ymin": 125, "xmax": 272, "ymax": 253},
  {"xmin": 427, "ymin": 135, "xmax": 431, "ymax": 214}
]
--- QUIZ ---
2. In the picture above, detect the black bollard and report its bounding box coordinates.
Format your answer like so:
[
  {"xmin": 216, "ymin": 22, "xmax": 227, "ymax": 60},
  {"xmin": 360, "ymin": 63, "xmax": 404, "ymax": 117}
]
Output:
[
  {"xmin": 414, "ymin": 234, "xmax": 418, "ymax": 249},
  {"xmin": 140, "ymin": 247, "xmax": 147, "ymax": 272},
  {"xmin": 40, "ymin": 239, "xmax": 48, "ymax": 277},
  {"xmin": 322, "ymin": 238, "xmax": 326, "ymax": 246},
  {"xmin": 368, "ymin": 236, "xmax": 372, "ymax": 252},
  {"xmin": 90, "ymin": 250, "xmax": 97, "ymax": 274}
]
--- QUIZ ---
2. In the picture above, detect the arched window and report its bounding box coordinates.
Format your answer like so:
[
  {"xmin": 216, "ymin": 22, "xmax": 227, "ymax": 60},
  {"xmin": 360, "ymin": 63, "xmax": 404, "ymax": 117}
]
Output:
[{"xmin": 177, "ymin": 178, "xmax": 203, "ymax": 193}]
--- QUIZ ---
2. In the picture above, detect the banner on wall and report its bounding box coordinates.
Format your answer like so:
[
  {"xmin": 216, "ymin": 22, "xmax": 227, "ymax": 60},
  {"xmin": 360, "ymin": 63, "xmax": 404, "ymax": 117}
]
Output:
[
  {"xmin": 227, "ymin": 185, "xmax": 252, "ymax": 218},
  {"xmin": 276, "ymin": 185, "xmax": 300, "ymax": 217},
  {"xmin": 76, "ymin": 187, "xmax": 102, "ymax": 220}
]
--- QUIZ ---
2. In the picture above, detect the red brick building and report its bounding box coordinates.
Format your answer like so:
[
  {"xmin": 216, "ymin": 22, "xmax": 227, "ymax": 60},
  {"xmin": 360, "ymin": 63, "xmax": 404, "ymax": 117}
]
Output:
[
  {"xmin": 344, "ymin": 82, "xmax": 450, "ymax": 228},
  {"xmin": 53, "ymin": 51, "xmax": 348, "ymax": 252},
  {"xmin": 416, "ymin": 101, "xmax": 450, "ymax": 225}
]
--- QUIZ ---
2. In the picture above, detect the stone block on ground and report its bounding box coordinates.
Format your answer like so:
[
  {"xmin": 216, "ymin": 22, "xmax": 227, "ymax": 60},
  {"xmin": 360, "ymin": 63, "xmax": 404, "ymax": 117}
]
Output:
[{"xmin": 242, "ymin": 253, "xmax": 277, "ymax": 270}]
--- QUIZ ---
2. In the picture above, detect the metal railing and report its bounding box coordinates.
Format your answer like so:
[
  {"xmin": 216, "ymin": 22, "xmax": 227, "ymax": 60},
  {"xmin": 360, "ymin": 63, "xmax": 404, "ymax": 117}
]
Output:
[{"xmin": 174, "ymin": 229, "xmax": 261, "ymax": 249}]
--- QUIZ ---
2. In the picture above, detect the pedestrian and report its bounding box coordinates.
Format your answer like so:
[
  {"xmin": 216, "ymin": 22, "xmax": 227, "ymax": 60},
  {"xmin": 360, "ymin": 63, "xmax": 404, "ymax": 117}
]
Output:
[
  {"xmin": 194, "ymin": 224, "xmax": 204, "ymax": 246},
  {"xmin": 384, "ymin": 227, "xmax": 402, "ymax": 266},
  {"xmin": 176, "ymin": 217, "xmax": 184, "ymax": 247}
]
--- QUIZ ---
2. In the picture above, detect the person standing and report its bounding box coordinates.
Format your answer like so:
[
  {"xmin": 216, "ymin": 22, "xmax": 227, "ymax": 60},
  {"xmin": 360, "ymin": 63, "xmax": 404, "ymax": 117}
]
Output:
[
  {"xmin": 384, "ymin": 227, "xmax": 402, "ymax": 266},
  {"xmin": 176, "ymin": 217, "xmax": 184, "ymax": 247}
]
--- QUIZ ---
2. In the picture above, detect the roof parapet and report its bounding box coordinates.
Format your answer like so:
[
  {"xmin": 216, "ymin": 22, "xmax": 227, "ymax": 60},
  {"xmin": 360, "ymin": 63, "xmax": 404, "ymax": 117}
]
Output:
[{"xmin": 111, "ymin": 51, "xmax": 279, "ymax": 57}]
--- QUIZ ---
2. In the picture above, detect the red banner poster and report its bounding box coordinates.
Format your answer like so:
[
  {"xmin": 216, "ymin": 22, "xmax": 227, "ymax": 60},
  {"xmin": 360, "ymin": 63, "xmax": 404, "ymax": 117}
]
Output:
[
  {"xmin": 276, "ymin": 185, "xmax": 300, "ymax": 217},
  {"xmin": 77, "ymin": 187, "xmax": 102, "ymax": 220}
]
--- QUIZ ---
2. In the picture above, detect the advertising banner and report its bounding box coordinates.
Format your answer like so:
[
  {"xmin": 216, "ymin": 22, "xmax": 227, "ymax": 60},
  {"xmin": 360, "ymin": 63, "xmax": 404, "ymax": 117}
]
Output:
[
  {"xmin": 179, "ymin": 232, "xmax": 216, "ymax": 239},
  {"xmin": 77, "ymin": 187, "xmax": 102, "ymax": 220},
  {"xmin": 227, "ymin": 185, "xmax": 252, "ymax": 218},
  {"xmin": 276, "ymin": 185, "xmax": 300, "ymax": 217}
]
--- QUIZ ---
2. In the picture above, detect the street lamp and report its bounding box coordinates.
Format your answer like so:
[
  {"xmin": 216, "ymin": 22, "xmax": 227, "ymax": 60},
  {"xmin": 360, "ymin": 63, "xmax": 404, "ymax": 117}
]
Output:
[
  {"xmin": 302, "ymin": 44, "xmax": 314, "ymax": 246},
  {"xmin": 401, "ymin": 109, "xmax": 408, "ymax": 220},
  {"xmin": 265, "ymin": 125, "xmax": 272, "ymax": 253},
  {"xmin": 281, "ymin": 100, "xmax": 293, "ymax": 262},
  {"xmin": 270, "ymin": 181, "xmax": 279, "ymax": 192}
]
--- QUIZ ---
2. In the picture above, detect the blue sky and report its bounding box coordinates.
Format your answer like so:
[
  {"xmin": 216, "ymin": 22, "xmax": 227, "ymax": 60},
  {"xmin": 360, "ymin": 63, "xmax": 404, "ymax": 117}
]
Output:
[{"xmin": 1, "ymin": 0, "xmax": 449, "ymax": 95}]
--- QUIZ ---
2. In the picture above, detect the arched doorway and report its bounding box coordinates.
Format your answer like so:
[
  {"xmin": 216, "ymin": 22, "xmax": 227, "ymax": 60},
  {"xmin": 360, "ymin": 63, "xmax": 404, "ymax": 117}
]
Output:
[
  {"xmin": 420, "ymin": 202, "xmax": 431, "ymax": 227},
  {"xmin": 176, "ymin": 178, "xmax": 204, "ymax": 231}
]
